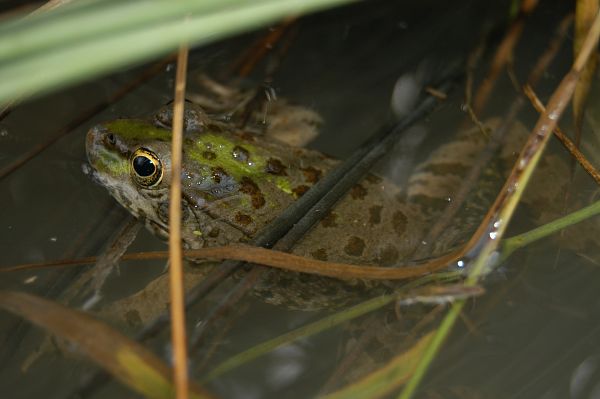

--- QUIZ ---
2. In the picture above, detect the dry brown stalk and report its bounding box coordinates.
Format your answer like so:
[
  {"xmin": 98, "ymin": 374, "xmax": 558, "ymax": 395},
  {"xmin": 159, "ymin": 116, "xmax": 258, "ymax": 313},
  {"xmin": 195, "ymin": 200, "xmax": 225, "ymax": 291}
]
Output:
[
  {"xmin": 524, "ymin": 85, "xmax": 600, "ymax": 185},
  {"xmin": 472, "ymin": 0, "xmax": 539, "ymax": 114},
  {"xmin": 169, "ymin": 44, "xmax": 190, "ymax": 399}
]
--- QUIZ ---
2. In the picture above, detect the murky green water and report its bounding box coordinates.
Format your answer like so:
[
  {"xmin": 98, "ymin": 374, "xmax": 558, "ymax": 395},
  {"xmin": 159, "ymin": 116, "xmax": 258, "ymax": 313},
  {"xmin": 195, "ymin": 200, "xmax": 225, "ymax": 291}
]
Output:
[{"xmin": 2, "ymin": 1, "xmax": 600, "ymax": 398}]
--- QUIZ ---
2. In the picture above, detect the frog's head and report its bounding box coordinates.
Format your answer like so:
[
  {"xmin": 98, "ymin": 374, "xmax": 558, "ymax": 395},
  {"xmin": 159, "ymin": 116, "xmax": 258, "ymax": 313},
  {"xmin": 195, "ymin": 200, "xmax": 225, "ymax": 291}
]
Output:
[
  {"xmin": 85, "ymin": 117, "xmax": 182, "ymax": 241},
  {"xmin": 85, "ymin": 105, "xmax": 275, "ymax": 248}
]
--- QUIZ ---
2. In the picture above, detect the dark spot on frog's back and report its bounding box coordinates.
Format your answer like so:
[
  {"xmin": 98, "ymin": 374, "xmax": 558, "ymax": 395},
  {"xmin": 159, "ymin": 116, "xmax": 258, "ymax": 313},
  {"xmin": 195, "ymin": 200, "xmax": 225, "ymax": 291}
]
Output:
[
  {"xmin": 320, "ymin": 211, "xmax": 338, "ymax": 227},
  {"xmin": 344, "ymin": 236, "xmax": 366, "ymax": 257},
  {"xmin": 211, "ymin": 166, "xmax": 228, "ymax": 184},
  {"xmin": 240, "ymin": 177, "xmax": 266, "ymax": 209},
  {"xmin": 310, "ymin": 248, "xmax": 328, "ymax": 261},
  {"xmin": 300, "ymin": 166, "xmax": 322, "ymax": 183},
  {"xmin": 292, "ymin": 185, "xmax": 310, "ymax": 198},
  {"xmin": 232, "ymin": 145, "xmax": 250, "ymax": 162},
  {"xmin": 235, "ymin": 212, "xmax": 253, "ymax": 225},
  {"xmin": 392, "ymin": 211, "xmax": 408, "ymax": 235},
  {"xmin": 265, "ymin": 158, "xmax": 287, "ymax": 176},
  {"xmin": 202, "ymin": 150, "xmax": 216, "ymax": 160},
  {"xmin": 369, "ymin": 205, "xmax": 383, "ymax": 225},
  {"xmin": 350, "ymin": 184, "xmax": 368, "ymax": 200}
]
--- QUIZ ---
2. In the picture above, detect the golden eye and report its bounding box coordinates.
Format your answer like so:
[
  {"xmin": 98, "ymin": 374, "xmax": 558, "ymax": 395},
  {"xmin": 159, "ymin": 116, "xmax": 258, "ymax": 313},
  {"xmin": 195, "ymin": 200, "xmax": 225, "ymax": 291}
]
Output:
[{"xmin": 130, "ymin": 148, "xmax": 163, "ymax": 187}]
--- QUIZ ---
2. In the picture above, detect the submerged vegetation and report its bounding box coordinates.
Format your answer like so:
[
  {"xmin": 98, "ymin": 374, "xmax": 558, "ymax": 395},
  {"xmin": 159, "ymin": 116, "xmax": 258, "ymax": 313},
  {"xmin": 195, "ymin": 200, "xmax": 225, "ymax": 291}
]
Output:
[{"xmin": 1, "ymin": 0, "xmax": 600, "ymax": 398}]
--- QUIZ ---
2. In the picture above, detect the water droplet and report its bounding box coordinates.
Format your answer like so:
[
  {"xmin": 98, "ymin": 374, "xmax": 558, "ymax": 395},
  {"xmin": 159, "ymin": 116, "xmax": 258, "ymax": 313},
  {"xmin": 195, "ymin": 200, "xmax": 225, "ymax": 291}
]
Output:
[
  {"xmin": 24, "ymin": 276, "xmax": 37, "ymax": 284},
  {"xmin": 446, "ymin": 197, "xmax": 452, "ymax": 202},
  {"xmin": 457, "ymin": 260, "xmax": 465, "ymax": 268},
  {"xmin": 489, "ymin": 231, "xmax": 497, "ymax": 240},
  {"xmin": 493, "ymin": 220, "xmax": 502, "ymax": 229},
  {"xmin": 0, "ymin": 128, "xmax": 8, "ymax": 137},
  {"xmin": 49, "ymin": 236, "xmax": 58, "ymax": 242},
  {"xmin": 421, "ymin": 240, "xmax": 427, "ymax": 245}
]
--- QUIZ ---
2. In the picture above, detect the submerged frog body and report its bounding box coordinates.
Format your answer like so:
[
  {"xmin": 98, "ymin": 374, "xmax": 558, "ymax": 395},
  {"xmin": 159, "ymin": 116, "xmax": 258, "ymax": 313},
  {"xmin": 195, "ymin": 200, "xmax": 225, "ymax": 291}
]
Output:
[{"xmin": 85, "ymin": 103, "xmax": 513, "ymax": 309}]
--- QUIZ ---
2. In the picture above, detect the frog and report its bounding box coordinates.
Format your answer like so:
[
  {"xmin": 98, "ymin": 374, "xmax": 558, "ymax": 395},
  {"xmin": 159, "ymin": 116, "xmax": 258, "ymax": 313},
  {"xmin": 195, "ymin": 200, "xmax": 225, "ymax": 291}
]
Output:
[
  {"xmin": 86, "ymin": 100, "xmax": 440, "ymax": 310},
  {"xmin": 88, "ymin": 94, "xmax": 560, "ymax": 312}
]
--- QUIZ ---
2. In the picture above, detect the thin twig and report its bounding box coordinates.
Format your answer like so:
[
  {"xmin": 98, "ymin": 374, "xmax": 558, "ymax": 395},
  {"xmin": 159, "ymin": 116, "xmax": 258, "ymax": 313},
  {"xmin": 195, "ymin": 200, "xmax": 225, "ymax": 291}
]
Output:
[
  {"xmin": 1, "ymin": 245, "xmax": 463, "ymax": 280},
  {"xmin": 524, "ymin": 85, "xmax": 600, "ymax": 185},
  {"xmin": 230, "ymin": 17, "xmax": 297, "ymax": 78},
  {"xmin": 472, "ymin": 0, "xmax": 539, "ymax": 114},
  {"xmin": 169, "ymin": 44, "xmax": 189, "ymax": 399}
]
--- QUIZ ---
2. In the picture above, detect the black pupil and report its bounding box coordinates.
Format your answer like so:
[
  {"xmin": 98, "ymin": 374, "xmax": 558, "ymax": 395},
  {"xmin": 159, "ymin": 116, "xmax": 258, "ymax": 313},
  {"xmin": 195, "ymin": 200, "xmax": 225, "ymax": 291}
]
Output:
[{"xmin": 133, "ymin": 156, "xmax": 156, "ymax": 177}]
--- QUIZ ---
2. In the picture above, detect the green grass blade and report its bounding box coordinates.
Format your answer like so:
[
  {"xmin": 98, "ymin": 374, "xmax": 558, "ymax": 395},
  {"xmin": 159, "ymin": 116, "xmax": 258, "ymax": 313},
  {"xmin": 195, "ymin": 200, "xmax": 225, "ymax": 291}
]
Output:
[
  {"xmin": 321, "ymin": 332, "xmax": 435, "ymax": 399},
  {"xmin": 0, "ymin": 0, "xmax": 357, "ymax": 103}
]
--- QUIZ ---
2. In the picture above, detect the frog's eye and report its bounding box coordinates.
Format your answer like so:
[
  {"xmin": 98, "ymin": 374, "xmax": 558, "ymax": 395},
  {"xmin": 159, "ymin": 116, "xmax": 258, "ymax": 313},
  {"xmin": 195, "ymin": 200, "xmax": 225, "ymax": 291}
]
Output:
[{"xmin": 130, "ymin": 148, "xmax": 163, "ymax": 188}]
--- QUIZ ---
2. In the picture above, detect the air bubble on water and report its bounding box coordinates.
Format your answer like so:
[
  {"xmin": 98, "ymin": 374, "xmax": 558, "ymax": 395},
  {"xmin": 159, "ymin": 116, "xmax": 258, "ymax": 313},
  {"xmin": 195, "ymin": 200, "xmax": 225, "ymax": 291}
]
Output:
[
  {"xmin": 0, "ymin": 128, "xmax": 8, "ymax": 137},
  {"xmin": 24, "ymin": 276, "xmax": 37, "ymax": 284},
  {"xmin": 446, "ymin": 197, "xmax": 452, "ymax": 202},
  {"xmin": 49, "ymin": 236, "xmax": 58, "ymax": 242},
  {"xmin": 421, "ymin": 240, "xmax": 427, "ymax": 245}
]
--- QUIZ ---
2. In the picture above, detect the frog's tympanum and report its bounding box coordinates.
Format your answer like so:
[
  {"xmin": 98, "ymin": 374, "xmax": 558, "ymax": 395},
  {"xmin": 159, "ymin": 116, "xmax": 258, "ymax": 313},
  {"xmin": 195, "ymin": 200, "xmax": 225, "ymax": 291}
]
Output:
[{"xmin": 85, "ymin": 103, "xmax": 518, "ymax": 309}]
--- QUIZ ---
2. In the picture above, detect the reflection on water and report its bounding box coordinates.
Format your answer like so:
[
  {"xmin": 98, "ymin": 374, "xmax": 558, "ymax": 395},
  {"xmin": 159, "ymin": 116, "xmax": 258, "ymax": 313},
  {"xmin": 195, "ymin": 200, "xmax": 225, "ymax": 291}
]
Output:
[{"xmin": 1, "ymin": 0, "xmax": 599, "ymax": 398}]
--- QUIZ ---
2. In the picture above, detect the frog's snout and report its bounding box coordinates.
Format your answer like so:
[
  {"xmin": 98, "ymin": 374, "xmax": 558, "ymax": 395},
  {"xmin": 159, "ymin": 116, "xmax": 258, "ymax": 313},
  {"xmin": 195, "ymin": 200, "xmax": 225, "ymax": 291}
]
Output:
[
  {"xmin": 86, "ymin": 124, "xmax": 107, "ymax": 145},
  {"xmin": 85, "ymin": 124, "xmax": 108, "ymax": 162}
]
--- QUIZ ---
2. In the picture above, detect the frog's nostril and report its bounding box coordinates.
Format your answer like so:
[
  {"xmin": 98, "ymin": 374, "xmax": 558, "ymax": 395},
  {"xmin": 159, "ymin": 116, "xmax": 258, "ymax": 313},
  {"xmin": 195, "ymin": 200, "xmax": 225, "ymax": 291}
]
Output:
[{"xmin": 106, "ymin": 133, "xmax": 116, "ymax": 145}]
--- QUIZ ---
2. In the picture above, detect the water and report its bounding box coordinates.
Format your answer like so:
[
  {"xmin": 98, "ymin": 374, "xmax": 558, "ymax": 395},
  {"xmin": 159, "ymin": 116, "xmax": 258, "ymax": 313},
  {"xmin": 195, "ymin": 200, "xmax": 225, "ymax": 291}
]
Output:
[{"xmin": 1, "ymin": 0, "xmax": 599, "ymax": 398}]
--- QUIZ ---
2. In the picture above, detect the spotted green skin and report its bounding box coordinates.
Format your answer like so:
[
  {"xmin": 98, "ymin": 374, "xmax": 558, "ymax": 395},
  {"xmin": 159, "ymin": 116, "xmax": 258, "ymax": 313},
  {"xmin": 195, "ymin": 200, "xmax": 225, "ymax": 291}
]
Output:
[{"xmin": 86, "ymin": 106, "xmax": 517, "ymax": 309}]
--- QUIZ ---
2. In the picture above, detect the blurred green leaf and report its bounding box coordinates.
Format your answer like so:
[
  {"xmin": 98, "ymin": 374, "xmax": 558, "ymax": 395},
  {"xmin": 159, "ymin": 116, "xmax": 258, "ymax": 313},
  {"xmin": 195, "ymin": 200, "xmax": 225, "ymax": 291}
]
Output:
[
  {"xmin": 0, "ymin": 290, "xmax": 213, "ymax": 399},
  {"xmin": 0, "ymin": 0, "xmax": 356, "ymax": 103}
]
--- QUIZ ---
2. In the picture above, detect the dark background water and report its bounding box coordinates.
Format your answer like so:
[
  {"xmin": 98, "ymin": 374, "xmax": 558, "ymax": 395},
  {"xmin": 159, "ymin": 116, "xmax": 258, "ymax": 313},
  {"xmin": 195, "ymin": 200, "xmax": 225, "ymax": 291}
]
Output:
[{"xmin": 1, "ymin": 0, "xmax": 600, "ymax": 398}]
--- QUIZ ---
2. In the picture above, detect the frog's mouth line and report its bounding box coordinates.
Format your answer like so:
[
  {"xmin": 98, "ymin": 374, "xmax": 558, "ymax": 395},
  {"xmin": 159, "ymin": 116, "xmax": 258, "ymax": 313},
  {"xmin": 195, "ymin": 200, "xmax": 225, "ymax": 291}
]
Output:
[{"xmin": 81, "ymin": 162, "xmax": 103, "ymax": 185}]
